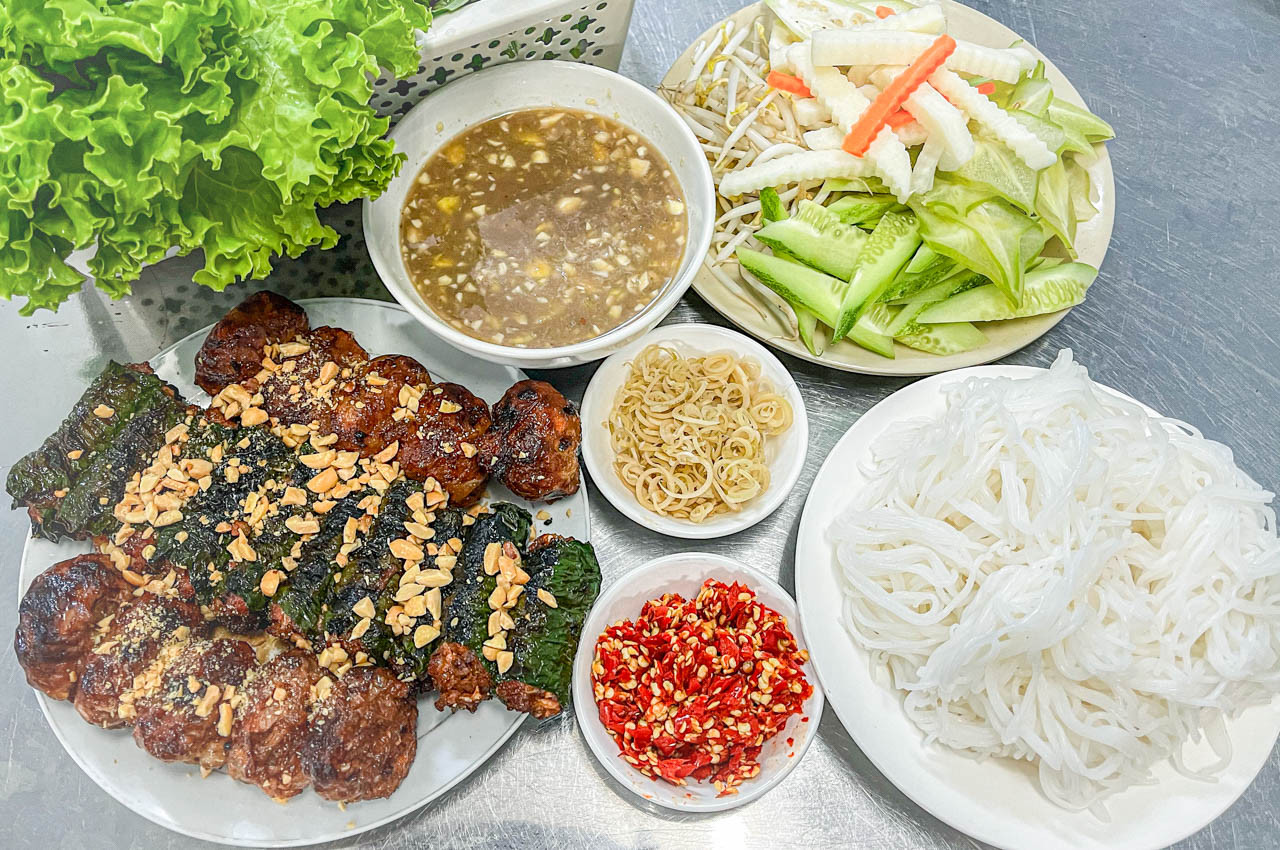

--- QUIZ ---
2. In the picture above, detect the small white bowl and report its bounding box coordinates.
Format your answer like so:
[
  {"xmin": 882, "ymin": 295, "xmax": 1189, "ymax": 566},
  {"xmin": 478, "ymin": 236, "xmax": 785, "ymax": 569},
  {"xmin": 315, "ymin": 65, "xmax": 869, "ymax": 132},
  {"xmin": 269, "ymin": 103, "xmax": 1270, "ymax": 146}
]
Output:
[
  {"xmin": 572, "ymin": 552, "xmax": 824, "ymax": 812},
  {"xmin": 363, "ymin": 60, "xmax": 715, "ymax": 369},
  {"xmin": 579, "ymin": 323, "xmax": 808, "ymax": 539}
]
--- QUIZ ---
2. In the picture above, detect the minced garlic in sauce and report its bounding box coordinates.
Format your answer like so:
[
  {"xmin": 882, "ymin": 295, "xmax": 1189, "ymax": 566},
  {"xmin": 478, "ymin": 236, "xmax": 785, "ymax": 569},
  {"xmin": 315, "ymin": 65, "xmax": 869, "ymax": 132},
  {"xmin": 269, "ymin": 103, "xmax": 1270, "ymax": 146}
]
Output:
[{"xmin": 400, "ymin": 108, "xmax": 687, "ymax": 347}]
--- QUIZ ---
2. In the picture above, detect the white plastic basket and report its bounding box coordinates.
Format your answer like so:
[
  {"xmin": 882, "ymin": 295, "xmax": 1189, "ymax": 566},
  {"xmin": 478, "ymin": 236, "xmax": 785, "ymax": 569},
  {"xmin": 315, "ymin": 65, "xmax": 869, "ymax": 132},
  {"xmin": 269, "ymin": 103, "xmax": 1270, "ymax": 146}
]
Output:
[{"xmin": 372, "ymin": 0, "xmax": 638, "ymax": 122}]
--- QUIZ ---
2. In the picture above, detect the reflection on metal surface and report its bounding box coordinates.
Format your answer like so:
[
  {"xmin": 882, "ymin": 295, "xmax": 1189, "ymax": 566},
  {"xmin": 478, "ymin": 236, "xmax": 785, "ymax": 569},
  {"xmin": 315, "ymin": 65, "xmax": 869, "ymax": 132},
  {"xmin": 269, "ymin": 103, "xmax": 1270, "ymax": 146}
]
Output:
[{"xmin": 2, "ymin": 0, "xmax": 1280, "ymax": 847}]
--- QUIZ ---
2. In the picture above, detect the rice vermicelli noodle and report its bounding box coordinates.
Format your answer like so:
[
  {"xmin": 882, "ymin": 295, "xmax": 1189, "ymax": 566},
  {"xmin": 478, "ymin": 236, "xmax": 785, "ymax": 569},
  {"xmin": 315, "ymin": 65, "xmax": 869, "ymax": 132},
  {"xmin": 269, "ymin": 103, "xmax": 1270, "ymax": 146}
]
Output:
[{"xmin": 830, "ymin": 350, "xmax": 1280, "ymax": 811}]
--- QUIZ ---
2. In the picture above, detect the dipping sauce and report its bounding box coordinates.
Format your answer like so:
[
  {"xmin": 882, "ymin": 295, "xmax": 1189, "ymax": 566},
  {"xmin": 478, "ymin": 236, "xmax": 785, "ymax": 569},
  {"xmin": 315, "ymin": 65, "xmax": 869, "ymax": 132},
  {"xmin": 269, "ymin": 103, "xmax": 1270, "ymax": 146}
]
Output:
[{"xmin": 399, "ymin": 108, "xmax": 688, "ymax": 348}]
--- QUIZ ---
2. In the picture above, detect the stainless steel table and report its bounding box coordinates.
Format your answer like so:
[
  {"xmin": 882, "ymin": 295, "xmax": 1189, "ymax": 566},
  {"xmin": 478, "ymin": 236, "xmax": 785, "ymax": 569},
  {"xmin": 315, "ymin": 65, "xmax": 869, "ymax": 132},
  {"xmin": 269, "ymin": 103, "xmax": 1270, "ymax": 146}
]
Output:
[{"xmin": 2, "ymin": 0, "xmax": 1278, "ymax": 847}]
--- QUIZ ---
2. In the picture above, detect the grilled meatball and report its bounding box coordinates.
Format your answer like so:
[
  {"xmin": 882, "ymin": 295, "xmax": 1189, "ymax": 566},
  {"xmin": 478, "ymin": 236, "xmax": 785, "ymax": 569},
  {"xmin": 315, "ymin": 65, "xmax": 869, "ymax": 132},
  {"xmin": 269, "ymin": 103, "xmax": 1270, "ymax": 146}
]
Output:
[
  {"xmin": 14, "ymin": 555, "xmax": 133, "ymax": 701},
  {"xmin": 480, "ymin": 380, "xmax": 581, "ymax": 502},
  {"xmin": 302, "ymin": 667, "xmax": 418, "ymax": 802},
  {"xmin": 428, "ymin": 641, "xmax": 493, "ymax": 713},
  {"xmin": 131, "ymin": 638, "xmax": 257, "ymax": 770},
  {"xmin": 327, "ymin": 354, "xmax": 434, "ymax": 454},
  {"xmin": 74, "ymin": 593, "xmax": 205, "ymax": 728},
  {"xmin": 394, "ymin": 381, "xmax": 492, "ymax": 506},
  {"xmin": 226, "ymin": 650, "xmax": 324, "ymax": 799},
  {"xmin": 258, "ymin": 325, "xmax": 369, "ymax": 431},
  {"xmin": 495, "ymin": 680, "xmax": 561, "ymax": 720},
  {"xmin": 195, "ymin": 291, "xmax": 310, "ymax": 395}
]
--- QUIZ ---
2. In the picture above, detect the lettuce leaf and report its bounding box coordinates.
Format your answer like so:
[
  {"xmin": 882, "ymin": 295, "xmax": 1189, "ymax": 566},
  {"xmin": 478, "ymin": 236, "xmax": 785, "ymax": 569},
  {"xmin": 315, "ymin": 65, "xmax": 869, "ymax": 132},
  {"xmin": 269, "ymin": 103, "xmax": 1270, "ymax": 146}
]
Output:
[
  {"xmin": 0, "ymin": 0, "xmax": 431, "ymax": 314},
  {"xmin": 909, "ymin": 177, "xmax": 1044, "ymax": 305}
]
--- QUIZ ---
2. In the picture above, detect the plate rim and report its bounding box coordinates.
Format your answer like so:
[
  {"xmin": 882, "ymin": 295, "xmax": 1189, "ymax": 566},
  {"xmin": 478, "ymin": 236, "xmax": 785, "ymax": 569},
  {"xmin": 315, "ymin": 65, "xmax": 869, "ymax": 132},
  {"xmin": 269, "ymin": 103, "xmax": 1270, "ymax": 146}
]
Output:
[
  {"xmin": 792, "ymin": 363, "xmax": 1280, "ymax": 850},
  {"xmin": 662, "ymin": 0, "xmax": 1117, "ymax": 376},
  {"xmin": 17, "ymin": 295, "xmax": 591, "ymax": 847},
  {"xmin": 578, "ymin": 322, "xmax": 809, "ymax": 539}
]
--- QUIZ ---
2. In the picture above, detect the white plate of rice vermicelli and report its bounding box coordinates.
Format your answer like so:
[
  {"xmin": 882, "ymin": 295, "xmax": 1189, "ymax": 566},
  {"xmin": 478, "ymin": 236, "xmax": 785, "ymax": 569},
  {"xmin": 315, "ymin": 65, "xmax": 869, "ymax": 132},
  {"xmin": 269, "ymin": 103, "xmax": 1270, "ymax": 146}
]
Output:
[
  {"xmin": 580, "ymin": 323, "xmax": 807, "ymax": 539},
  {"xmin": 794, "ymin": 351, "xmax": 1280, "ymax": 850}
]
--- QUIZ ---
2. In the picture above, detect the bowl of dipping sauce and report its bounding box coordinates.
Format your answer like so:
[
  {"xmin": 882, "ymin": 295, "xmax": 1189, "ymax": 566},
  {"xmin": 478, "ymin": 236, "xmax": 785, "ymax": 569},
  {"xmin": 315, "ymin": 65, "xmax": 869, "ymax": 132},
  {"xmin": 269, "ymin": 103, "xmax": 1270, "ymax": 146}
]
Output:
[{"xmin": 364, "ymin": 61, "xmax": 715, "ymax": 368}]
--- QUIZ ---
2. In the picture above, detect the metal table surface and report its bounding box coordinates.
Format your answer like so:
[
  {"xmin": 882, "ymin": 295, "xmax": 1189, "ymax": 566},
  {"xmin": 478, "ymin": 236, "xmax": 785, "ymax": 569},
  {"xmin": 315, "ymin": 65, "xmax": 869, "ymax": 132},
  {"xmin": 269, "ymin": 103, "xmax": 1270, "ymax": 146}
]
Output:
[{"xmin": 2, "ymin": 0, "xmax": 1279, "ymax": 847}]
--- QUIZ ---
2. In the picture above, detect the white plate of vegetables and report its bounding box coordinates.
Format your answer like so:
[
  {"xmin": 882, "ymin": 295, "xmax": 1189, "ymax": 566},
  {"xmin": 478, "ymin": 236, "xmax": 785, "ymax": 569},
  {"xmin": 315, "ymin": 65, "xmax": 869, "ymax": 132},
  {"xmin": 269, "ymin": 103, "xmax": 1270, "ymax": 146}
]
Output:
[{"xmin": 661, "ymin": 0, "xmax": 1115, "ymax": 375}]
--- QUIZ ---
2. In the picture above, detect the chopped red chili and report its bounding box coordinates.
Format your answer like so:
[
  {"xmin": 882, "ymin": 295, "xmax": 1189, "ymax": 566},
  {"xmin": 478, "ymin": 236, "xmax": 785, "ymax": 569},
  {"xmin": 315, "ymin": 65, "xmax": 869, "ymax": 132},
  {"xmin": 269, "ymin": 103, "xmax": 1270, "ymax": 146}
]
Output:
[{"xmin": 591, "ymin": 578, "xmax": 813, "ymax": 795}]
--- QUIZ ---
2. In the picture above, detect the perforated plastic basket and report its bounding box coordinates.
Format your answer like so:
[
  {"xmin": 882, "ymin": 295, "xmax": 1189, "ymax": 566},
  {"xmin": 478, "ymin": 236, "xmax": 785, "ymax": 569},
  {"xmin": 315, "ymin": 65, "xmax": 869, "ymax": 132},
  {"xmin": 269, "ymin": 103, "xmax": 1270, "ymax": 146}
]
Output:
[{"xmin": 372, "ymin": 0, "xmax": 638, "ymax": 123}]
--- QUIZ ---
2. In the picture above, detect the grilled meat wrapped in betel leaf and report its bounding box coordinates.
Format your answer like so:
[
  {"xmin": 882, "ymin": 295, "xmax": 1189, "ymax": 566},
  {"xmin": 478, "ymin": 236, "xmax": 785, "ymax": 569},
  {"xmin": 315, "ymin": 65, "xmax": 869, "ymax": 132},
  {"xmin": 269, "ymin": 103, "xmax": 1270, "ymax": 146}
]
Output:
[
  {"xmin": 496, "ymin": 534, "xmax": 601, "ymax": 716},
  {"xmin": 7, "ymin": 361, "xmax": 188, "ymax": 540}
]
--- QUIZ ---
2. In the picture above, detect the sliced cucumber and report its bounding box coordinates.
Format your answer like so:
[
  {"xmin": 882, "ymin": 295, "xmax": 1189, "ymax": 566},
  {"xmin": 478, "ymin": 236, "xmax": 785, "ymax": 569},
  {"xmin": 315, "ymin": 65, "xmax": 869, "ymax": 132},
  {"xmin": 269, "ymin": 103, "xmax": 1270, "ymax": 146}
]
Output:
[
  {"xmin": 886, "ymin": 269, "xmax": 986, "ymax": 305},
  {"xmin": 1009, "ymin": 76, "xmax": 1053, "ymax": 116},
  {"xmin": 736, "ymin": 247, "xmax": 843, "ymax": 326},
  {"xmin": 880, "ymin": 253, "xmax": 956, "ymax": 303},
  {"xmin": 796, "ymin": 306, "xmax": 830, "ymax": 357},
  {"xmin": 755, "ymin": 200, "xmax": 868, "ymax": 279},
  {"xmin": 915, "ymin": 262, "xmax": 1097, "ymax": 323},
  {"xmin": 858, "ymin": 301, "xmax": 900, "ymax": 335},
  {"xmin": 903, "ymin": 244, "xmax": 940, "ymax": 275},
  {"xmin": 760, "ymin": 187, "xmax": 786, "ymax": 224},
  {"xmin": 831, "ymin": 210, "xmax": 922, "ymax": 342},
  {"xmin": 847, "ymin": 322, "xmax": 895, "ymax": 358},
  {"xmin": 825, "ymin": 193, "xmax": 901, "ymax": 227},
  {"xmin": 896, "ymin": 322, "xmax": 988, "ymax": 355}
]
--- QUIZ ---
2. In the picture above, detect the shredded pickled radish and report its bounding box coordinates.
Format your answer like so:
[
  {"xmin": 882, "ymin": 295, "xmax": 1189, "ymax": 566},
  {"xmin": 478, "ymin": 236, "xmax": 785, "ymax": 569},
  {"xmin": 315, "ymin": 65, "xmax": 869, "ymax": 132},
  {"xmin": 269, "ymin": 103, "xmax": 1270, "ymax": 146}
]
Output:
[{"xmin": 831, "ymin": 351, "xmax": 1280, "ymax": 812}]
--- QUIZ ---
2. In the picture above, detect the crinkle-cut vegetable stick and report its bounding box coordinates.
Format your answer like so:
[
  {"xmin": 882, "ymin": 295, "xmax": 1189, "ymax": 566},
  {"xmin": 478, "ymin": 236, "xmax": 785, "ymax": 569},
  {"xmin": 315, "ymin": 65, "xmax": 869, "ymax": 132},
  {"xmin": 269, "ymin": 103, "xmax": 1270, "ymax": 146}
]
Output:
[
  {"xmin": 842, "ymin": 35, "xmax": 956, "ymax": 157},
  {"xmin": 893, "ymin": 121, "xmax": 929, "ymax": 147},
  {"xmin": 863, "ymin": 3, "xmax": 945, "ymax": 33},
  {"xmin": 789, "ymin": 45, "xmax": 912, "ymax": 199},
  {"xmin": 805, "ymin": 121, "xmax": 927, "ymax": 150},
  {"xmin": 718, "ymin": 150, "xmax": 877, "ymax": 197},
  {"xmin": 803, "ymin": 127, "xmax": 846, "ymax": 149},
  {"xmin": 794, "ymin": 97, "xmax": 831, "ymax": 125},
  {"xmin": 911, "ymin": 136, "xmax": 944, "ymax": 195},
  {"xmin": 869, "ymin": 67, "xmax": 973, "ymax": 170},
  {"xmin": 811, "ymin": 30, "xmax": 1036, "ymax": 83},
  {"xmin": 930, "ymin": 68, "xmax": 1056, "ymax": 169}
]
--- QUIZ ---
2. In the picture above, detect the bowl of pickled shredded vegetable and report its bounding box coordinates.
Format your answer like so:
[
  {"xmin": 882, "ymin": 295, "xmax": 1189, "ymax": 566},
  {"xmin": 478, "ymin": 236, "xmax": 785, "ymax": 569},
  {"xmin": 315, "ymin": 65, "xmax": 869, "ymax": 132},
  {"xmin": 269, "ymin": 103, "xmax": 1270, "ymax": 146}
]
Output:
[{"xmin": 572, "ymin": 552, "xmax": 822, "ymax": 811}]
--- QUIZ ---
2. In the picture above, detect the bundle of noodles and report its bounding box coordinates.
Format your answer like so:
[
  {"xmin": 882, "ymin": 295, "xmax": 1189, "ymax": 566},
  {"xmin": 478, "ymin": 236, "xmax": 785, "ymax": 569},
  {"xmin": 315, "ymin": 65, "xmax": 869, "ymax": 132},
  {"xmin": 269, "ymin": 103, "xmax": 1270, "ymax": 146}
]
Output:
[
  {"xmin": 830, "ymin": 350, "xmax": 1280, "ymax": 812},
  {"xmin": 607, "ymin": 345, "xmax": 792, "ymax": 522}
]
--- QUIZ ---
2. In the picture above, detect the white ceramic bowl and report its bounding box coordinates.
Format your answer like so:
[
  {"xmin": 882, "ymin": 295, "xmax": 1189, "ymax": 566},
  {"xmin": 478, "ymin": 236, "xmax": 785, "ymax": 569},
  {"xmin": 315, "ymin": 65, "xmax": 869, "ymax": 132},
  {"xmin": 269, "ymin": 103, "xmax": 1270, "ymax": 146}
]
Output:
[
  {"xmin": 579, "ymin": 323, "xmax": 808, "ymax": 539},
  {"xmin": 572, "ymin": 552, "xmax": 824, "ymax": 812},
  {"xmin": 363, "ymin": 60, "xmax": 715, "ymax": 368}
]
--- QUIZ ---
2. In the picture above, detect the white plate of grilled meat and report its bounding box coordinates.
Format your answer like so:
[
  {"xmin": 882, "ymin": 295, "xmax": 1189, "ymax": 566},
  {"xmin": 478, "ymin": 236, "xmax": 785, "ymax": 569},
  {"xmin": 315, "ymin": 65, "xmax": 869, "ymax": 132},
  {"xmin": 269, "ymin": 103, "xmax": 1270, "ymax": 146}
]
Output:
[{"xmin": 10, "ymin": 294, "xmax": 600, "ymax": 847}]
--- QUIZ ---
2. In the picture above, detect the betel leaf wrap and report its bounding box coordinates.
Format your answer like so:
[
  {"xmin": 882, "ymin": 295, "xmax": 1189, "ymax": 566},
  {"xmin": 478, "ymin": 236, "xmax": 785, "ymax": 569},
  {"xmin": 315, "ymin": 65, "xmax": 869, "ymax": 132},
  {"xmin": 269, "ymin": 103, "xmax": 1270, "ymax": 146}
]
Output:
[
  {"xmin": 275, "ymin": 493, "xmax": 366, "ymax": 635},
  {"xmin": 323, "ymin": 478, "xmax": 423, "ymax": 642},
  {"xmin": 323, "ymin": 478, "xmax": 467, "ymax": 686},
  {"xmin": 51, "ymin": 401, "xmax": 189, "ymax": 540},
  {"xmin": 504, "ymin": 536, "xmax": 602, "ymax": 705},
  {"xmin": 154, "ymin": 422, "xmax": 304, "ymax": 613},
  {"xmin": 378, "ymin": 507, "xmax": 467, "ymax": 685},
  {"xmin": 6, "ymin": 360, "xmax": 186, "ymax": 540},
  {"xmin": 443, "ymin": 503, "xmax": 532, "ymax": 658}
]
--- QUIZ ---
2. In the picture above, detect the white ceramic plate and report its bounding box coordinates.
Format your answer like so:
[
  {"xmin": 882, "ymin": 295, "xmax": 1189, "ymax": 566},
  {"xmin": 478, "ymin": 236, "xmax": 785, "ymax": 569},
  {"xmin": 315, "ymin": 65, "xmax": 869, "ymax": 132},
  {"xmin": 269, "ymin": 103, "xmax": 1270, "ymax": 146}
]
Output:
[
  {"xmin": 364, "ymin": 60, "xmax": 715, "ymax": 369},
  {"xmin": 16, "ymin": 298, "xmax": 591, "ymax": 848},
  {"xmin": 578, "ymin": 323, "xmax": 808, "ymax": 539},
  {"xmin": 793, "ymin": 365, "xmax": 1280, "ymax": 850},
  {"xmin": 661, "ymin": 0, "xmax": 1117, "ymax": 376},
  {"xmin": 572, "ymin": 552, "xmax": 823, "ymax": 811}
]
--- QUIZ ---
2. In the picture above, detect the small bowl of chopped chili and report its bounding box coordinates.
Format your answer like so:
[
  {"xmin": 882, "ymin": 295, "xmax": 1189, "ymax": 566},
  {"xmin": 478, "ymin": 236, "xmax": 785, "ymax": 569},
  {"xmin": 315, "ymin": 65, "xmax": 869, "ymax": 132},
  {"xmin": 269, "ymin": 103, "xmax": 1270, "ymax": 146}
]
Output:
[{"xmin": 572, "ymin": 552, "xmax": 823, "ymax": 811}]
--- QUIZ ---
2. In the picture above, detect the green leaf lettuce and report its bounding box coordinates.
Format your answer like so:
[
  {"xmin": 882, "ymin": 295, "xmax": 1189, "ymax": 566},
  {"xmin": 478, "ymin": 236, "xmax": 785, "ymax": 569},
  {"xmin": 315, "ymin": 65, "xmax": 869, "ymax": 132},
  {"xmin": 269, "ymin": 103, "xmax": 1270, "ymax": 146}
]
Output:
[{"xmin": 0, "ymin": 0, "xmax": 431, "ymax": 314}]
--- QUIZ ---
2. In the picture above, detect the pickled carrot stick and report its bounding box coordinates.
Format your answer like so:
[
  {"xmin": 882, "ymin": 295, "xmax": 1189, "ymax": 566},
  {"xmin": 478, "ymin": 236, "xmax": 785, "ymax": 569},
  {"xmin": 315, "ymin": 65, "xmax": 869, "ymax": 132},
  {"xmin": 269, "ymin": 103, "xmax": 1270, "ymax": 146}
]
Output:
[
  {"xmin": 766, "ymin": 71, "xmax": 813, "ymax": 97},
  {"xmin": 843, "ymin": 34, "xmax": 956, "ymax": 156}
]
